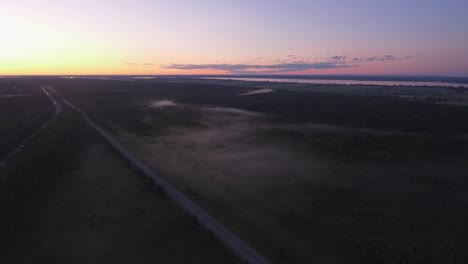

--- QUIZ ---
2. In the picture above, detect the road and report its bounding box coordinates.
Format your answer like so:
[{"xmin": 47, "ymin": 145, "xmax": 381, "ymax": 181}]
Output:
[
  {"xmin": 47, "ymin": 86, "xmax": 272, "ymax": 264},
  {"xmin": 0, "ymin": 86, "xmax": 62, "ymax": 168}
]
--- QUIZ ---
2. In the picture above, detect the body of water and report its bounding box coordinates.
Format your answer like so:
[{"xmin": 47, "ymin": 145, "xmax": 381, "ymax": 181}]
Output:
[{"xmin": 201, "ymin": 77, "xmax": 468, "ymax": 88}]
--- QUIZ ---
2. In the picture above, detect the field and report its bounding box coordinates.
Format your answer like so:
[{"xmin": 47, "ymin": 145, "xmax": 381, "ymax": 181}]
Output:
[
  {"xmin": 0, "ymin": 91, "xmax": 237, "ymax": 263},
  {"xmin": 45, "ymin": 78, "xmax": 468, "ymax": 264},
  {"xmin": 0, "ymin": 79, "xmax": 53, "ymax": 161}
]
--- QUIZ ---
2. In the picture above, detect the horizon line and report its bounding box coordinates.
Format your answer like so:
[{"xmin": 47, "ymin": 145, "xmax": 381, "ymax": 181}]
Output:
[{"xmin": 2, "ymin": 74, "xmax": 468, "ymax": 78}]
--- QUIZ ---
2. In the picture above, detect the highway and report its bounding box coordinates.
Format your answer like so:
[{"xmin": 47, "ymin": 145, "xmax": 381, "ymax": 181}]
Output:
[
  {"xmin": 0, "ymin": 86, "xmax": 62, "ymax": 168},
  {"xmin": 46, "ymin": 86, "xmax": 272, "ymax": 264}
]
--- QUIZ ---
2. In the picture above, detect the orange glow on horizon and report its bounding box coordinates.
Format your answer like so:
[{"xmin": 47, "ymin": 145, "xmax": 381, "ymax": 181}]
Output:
[
  {"xmin": 1, "ymin": 1, "xmax": 467, "ymax": 76},
  {"xmin": 0, "ymin": 16, "xmax": 465, "ymax": 76}
]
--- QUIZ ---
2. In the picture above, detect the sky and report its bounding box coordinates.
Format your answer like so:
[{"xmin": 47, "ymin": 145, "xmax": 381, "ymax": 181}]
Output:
[{"xmin": 0, "ymin": 0, "xmax": 467, "ymax": 76}]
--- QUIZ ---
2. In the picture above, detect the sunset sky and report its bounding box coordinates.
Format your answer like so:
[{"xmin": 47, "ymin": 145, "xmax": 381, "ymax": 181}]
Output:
[{"xmin": 1, "ymin": 0, "xmax": 467, "ymax": 76}]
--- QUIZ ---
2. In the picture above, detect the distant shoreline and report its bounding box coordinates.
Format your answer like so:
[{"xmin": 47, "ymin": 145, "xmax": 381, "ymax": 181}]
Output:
[
  {"xmin": 2, "ymin": 75, "xmax": 468, "ymax": 87},
  {"xmin": 195, "ymin": 74, "xmax": 468, "ymax": 84},
  {"xmin": 196, "ymin": 77, "xmax": 468, "ymax": 88}
]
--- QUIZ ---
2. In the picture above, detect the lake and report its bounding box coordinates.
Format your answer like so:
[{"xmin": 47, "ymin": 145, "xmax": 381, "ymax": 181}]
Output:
[{"xmin": 201, "ymin": 77, "xmax": 468, "ymax": 88}]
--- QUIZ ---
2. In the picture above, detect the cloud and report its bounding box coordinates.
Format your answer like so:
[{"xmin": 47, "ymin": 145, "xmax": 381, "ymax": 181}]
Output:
[
  {"xmin": 165, "ymin": 61, "xmax": 357, "ymax": 73},
  {"xmin": 244, "ymin": 57, "xmax": 263, "ymax": 64},
  {"xmin": 405, "ymin": 55, "xmax": 421, "ymax": 60},
  {"xmin": 351, "ymin": 54, "xmax": 419, "ymax": 63},
  {"xmin": 164, "ymin": 54, "xmax": 420, "ymax": 73},
  {"xmin": 382, "ymin": 54, "xmax": 396, "ymax": 61},
  {"xmin": 330, "ymin": 55, "xmax": 346, "ymax": 62},
  {"xmin": 124, "ymin": 62, "xmax": 156, "ymax": 66},
  {"xmin": 365, "ymin": 57, "xmax": 379, "ymax": 62},
  {"xmin": 276, "ymin": 54, "xmax": 302, "ymax": 64}
]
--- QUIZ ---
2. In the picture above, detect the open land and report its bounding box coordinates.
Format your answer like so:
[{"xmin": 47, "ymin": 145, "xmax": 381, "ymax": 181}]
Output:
[
  {"xmin": 35, "ymin": 77, "xmax": 468, "ymax": 264},
  {"xmin": 0, "ymin": 79, "xmax": 53, "ymax": 162},
  {"xmin": 0, "ymin": 82, "xmax": 238, "ymax": 264}
]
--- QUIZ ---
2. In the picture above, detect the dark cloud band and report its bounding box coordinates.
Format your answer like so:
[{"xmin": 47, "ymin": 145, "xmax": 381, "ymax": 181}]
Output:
[
  {"xmin": 163, "ymin": 54, "xmax": 419, "ymax": 73},
  {"xmin": 165, "ymin": 62, "xmax": 356, "ymax": 72}
]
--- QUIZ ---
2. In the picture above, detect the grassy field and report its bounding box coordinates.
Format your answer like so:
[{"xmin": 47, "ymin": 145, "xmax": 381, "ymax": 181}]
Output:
[
  {"xmin": 0, "ymin": 79, "xmax": 53, "ymax": 160},
  {"xmin": 49, "ymin": 78, "xmax": 468, "ymax": 264},
  {"xmin": 0, "ymin": 103, "xmax": 238, "ymax": 263}
]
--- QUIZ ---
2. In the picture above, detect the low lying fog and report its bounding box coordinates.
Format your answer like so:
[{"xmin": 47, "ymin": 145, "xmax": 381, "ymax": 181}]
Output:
[
  {"xmin": 150, "ymin": 99, "xmax": 177, "ymax": 108},
  {"xmin": 239, "ymin": 88, "xmax": 274, "ymax": 96}
]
